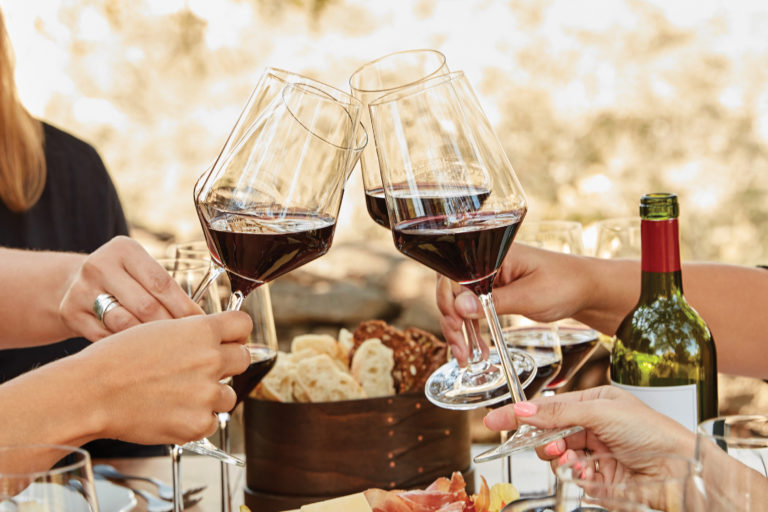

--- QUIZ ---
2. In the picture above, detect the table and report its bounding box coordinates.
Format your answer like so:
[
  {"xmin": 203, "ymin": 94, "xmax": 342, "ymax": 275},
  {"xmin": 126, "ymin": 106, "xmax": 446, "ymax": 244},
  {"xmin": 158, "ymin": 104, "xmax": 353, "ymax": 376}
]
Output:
[{"xmin": 98, "ymin": 445, "xmax": 543, "ymax": 511}]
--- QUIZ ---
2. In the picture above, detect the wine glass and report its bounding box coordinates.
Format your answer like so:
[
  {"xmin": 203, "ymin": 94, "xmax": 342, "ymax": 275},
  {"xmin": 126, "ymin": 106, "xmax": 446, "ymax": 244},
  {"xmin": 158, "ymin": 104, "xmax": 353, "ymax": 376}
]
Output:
[
  {"xmin": 162, "ymin": 255, "xmax": 278, "ymax": 512},
  {"xmin": 191, "ymin": 68, "xmax": 368, "ymax": 303},
  {"xmin": 594, "ymin": 217, "xmax": 642, "ymax": 259},
  {"xmin": 505, "ymin": 452, "xmax": 706, "ymax": 511},
  {"xmin": 696, "ymin": 415, "xmax": 768, "ymax": 511},
  {"xmin": 514, "ymin": 221, "xmax": 600, "ymax": 395},
  {"xmin": 193, "ymin": 82, "xmax": 360, "ymax": 308},
  {"xmin": 349, "ymin": 49, "xmax": 450, "ymax": 229},
  {"xmin": 0, "ymin": 444, "xmax": 98, "ymax": 511},
  {"xmin": 349, "ymin": 50, "xmax": 520, "ymax": 404},
  {"xmin": 159, "ymin": 257, "xmax": 234, "ymax": 512},
  {"xmin": 369, "ymin": 70, "xmax": 578, "ymax": 459}
]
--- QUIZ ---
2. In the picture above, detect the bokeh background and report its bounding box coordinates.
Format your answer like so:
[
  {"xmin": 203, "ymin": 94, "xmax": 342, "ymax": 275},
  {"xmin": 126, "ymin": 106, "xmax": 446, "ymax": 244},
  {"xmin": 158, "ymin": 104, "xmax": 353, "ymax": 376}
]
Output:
[{"xmin": 5, "ymin": 0, "xmax": 767, "ymax": 425}]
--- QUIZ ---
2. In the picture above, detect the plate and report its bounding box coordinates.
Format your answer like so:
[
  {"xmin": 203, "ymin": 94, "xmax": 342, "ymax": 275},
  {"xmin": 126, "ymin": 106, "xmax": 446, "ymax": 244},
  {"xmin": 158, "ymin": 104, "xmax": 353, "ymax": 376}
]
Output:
[
  {"xmin": 95, "ymin": 478, "xmax": 137, "ymax": 512},
  {"xmin": 6, "ymin": 480, "xmax": 136, "ymax": 511}
]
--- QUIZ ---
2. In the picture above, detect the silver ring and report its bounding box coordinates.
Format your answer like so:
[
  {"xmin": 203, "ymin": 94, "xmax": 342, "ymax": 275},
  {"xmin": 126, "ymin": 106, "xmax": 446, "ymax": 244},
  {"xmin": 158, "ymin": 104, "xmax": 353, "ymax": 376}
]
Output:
[{"xmin": 93, "ymin": 293, "xmax": 120, "ymax": 326}]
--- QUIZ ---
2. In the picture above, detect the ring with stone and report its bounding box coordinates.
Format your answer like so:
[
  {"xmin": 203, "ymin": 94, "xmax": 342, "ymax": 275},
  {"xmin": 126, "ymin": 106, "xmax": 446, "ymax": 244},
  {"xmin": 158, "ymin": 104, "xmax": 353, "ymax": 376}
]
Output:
[{"xmin": 93, "ymin": 293, "xmax": 120, "ymax": 326}]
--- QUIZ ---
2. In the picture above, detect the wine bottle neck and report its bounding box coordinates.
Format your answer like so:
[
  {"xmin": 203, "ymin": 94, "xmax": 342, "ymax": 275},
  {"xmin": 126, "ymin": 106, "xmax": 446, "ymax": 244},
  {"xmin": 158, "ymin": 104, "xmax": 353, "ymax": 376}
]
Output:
[{"xmin": 640, "ymin": 217, "xmax": 683, "ymax": 299}]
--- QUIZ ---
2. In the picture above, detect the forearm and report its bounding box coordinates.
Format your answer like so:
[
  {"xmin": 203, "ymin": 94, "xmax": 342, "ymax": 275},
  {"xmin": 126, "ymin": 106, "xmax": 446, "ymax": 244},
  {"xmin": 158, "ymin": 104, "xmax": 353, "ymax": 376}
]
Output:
[
  {"xmin": 573, "ymin": 257, "xmax": 640, "ymax": 336},
  {"xmin": 575, "ymin": 259, "xmax": 768, "ymax": 378},
  {"xmin": 682, "ymin": 263, "xmax": 768, "ymax": 378},
  {"xmin": 0, "ymin": 248, "xmax": 84, "ymax": 346},
  {"xmin": 0, "ymin": 352, "xmax": 105, "ymax": 448}
]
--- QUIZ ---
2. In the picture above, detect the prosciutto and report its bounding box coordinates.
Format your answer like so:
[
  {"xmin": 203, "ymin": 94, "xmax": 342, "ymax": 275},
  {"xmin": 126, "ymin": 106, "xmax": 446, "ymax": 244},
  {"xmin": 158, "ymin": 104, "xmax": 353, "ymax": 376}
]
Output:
[{"xmin": 364, "ymin": 472, "xmax": 490, "ymax": 512}]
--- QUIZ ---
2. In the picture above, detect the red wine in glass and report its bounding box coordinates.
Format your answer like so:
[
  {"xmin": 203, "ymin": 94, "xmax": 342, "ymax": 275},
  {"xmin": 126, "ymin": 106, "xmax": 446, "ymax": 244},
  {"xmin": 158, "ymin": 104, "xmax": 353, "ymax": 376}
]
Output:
[
  {"xmin": 392, "ymin": 210, "xmax": 525, "ymax": 285},
  {"xmin": 232, "ymin": 345, "xmax": 277, "ymax": 403},
  {"xmin": 198, "ymin": 206, "xmax": 336, "ymax": 295},
  {"xmin": 544, "ymin": 327, "xmax": 599, "ymax": 390},
  {"xmin": 365, "ymin": 183, "xmax": 491, "ymax": 229}
]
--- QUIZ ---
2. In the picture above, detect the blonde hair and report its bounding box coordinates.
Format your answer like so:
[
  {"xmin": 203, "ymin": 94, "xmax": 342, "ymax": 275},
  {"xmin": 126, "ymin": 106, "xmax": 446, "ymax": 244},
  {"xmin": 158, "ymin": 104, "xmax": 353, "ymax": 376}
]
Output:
[{"xmin": 0, "ymin": 9, "xmax": 45, "ymax": 212}]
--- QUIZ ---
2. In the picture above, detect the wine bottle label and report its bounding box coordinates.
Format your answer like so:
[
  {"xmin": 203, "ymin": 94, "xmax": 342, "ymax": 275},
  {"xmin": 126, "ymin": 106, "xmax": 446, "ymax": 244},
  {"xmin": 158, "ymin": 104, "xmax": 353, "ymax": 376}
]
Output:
[{"xmin": 611, "ymin": 380, "xmax": 697, "ymax": 432}]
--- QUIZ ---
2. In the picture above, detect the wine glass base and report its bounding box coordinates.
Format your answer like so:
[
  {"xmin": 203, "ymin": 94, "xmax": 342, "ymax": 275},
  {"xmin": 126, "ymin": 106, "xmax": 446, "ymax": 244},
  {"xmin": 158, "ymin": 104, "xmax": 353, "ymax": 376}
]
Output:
[
  {"xmin": 473, "ymin": 425, "xmax": 584, "ymax": 463},
  {"xmin": 424, "ymin": 347, "xmax": 537, "ymax": 410},
  {"xmin": 182, "ymin": 439, "xmax": 245, "ymax": 467}
]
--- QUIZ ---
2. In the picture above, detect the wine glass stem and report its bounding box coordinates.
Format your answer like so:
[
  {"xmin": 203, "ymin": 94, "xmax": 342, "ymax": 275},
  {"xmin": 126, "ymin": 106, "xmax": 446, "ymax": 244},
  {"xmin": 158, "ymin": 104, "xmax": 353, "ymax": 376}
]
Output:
[
  {"xmin": 477, "ymin": 292, "xmax": 527, "ymax": 403},
  {"xmin": 463, "ymin": 319, "xmax": 488, "ymax": 370},
  {"xmin": 171, "ymin": 444, "xmax": 184, "ymax": 512},
  {"xmin": 219, "ymin": 412, "xmax": 232, "ymax": 512},
  {"xmin": 227, "ymin": 290, "xmax": 245, "ymax": 311},
  {"xmin": 192, "ymin": 263, "xmax": 226, "ymax": 303}
]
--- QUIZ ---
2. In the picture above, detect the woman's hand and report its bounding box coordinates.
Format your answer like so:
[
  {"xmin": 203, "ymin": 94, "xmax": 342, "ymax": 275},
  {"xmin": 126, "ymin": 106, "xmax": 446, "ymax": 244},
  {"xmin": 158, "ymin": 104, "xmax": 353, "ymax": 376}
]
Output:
[
  {"xmin": 60, "ymin": 236, "xmax": 203, "ymax": 341},
  {"xmin": 436, "ymin": 243, "xmax": 595, "ymax": 365},
  {"xmin": 484, "ymin": 386, "xmax": 696, "ymax": 479},
  {"xmin": 80, "ymin": 311, "xmax": 252, "ymax": 445}
]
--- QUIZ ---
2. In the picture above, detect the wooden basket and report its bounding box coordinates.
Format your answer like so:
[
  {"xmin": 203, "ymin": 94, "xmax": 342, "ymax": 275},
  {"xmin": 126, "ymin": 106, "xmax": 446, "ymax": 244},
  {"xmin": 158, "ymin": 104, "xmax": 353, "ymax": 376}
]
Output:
[{"xmin": 243, "ymin": 392, "xmax": 472, "ymax": 511}]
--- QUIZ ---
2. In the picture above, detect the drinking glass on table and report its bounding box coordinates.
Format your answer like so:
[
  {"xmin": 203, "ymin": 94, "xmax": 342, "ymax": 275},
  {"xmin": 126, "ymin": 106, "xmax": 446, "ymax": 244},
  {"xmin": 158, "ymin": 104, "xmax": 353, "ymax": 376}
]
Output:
[
  {"xmin": 0, "ymin": 444, "xmax": 98, "ymax": 512},
  {"xmin": 594, "ymin": 217, "xmax": 641, "ymax": 259},
  {"xmin": 696, "ymin": 415, "xmax": 768, "ymax": 511},
  {"xmin": 369, "ymin": 70, "xmax": 577, "ymax": 460},
  {"xmin": 513, "ymin": 221, "xmax": 600, "ymax": 395},
  {"xmin": 505, "ymin": 452, "xmax": 706, "ymax": 512}
]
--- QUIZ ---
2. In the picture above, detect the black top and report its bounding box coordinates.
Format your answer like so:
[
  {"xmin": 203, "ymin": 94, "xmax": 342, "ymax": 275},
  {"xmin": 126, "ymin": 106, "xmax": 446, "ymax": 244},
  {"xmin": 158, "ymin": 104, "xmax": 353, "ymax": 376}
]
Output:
[{"xmin": 0, "ymin": 123, "xmax": 165, "ymax": 457}]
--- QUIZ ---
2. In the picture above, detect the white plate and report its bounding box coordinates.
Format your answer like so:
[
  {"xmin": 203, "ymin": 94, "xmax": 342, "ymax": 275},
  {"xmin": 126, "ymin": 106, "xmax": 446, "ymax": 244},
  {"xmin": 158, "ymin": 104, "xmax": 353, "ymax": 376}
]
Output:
[
  {"xmin": 95, "ymin": 479, "xmax": 137, "ymax": 512},
  {"xmin": 6, "ymin": 480, "xmax": 136, "ymax": 512}
]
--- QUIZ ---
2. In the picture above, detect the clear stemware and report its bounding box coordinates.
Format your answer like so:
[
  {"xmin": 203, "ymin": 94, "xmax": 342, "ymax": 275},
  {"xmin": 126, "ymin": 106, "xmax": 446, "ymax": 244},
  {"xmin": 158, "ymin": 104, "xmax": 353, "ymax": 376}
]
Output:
[
  {"xmin": 349, "ymin": 49, "xmax": 450, "ymax": 229},
  {"xmin": 696, "ymin": 414, "xmax": 768, "ymax": 511},
  {"xmin": 514, "ymin": 221, "xmax": 600, "ymax": 395},
  {"xmin": 505, "ymin": 452, "xmax": 706, "ymax": 511},
  {"xmin": 369, "ymin": 71, "xmax": 578, "ymax": 459},
  {"xmin": 0, "ymin": 444, "xmax": 99, "ymax": 512},
  {"xmin": 191, "ymin": 68, "xmax": 367, "ymax": 303}
]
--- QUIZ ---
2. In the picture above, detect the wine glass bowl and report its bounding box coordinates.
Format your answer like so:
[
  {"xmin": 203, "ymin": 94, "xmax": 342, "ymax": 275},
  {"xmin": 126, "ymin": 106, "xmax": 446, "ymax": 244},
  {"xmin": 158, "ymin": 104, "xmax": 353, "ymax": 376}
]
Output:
[
  {"xmin": 696, "ymin": 415, "xmax": 768, "ymax": 511},
  {"xmin": 349, "ymin": 49, "xmax": 450, "ymax": 228},
  {"xmin": 195, "ymin": 81, "xmax": 360, "ymax": 307},
  {"xmin": 511, "ymin": 221, "xmax": 600, "ymax": 395},
  {"xmin": 594, "ymin": 216, "xmax": 642, "ymax": 259},
  {"xmin": 0, "ymin": 444, "xmax": 99, "ymax": 512}
]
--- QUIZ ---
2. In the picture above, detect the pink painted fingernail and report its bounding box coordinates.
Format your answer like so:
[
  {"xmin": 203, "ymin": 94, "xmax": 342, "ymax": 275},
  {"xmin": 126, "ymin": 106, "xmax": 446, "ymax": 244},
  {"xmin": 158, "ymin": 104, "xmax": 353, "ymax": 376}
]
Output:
[
  {"xmin": 544, "ymin": 439, "xmax": 565, "ymax": 456},
  {"xmin": 513, "ymin": 401, "xmax": 537, "ymax": 417}
]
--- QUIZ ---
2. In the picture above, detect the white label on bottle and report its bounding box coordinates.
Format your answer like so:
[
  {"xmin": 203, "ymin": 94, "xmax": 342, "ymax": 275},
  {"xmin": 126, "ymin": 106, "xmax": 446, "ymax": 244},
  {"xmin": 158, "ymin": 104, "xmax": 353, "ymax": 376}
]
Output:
[{"xmin": 610, "ymin": 380, "xmax": 698, "ymax": 432}]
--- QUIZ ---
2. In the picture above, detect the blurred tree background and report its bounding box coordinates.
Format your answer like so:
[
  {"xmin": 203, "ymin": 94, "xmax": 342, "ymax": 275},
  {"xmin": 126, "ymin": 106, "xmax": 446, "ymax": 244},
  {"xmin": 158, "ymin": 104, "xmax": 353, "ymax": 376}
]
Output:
[{"xmin": 5, "ymin": 0, "xmax": 768, "ymax": 264}]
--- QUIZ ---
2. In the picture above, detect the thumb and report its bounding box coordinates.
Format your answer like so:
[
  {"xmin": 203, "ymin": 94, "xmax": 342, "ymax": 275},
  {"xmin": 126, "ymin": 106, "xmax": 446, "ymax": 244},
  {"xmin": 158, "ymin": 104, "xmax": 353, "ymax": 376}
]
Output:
[{"xmin": 455, "ymin": 291, "xmax": 482, "ymax": 318}]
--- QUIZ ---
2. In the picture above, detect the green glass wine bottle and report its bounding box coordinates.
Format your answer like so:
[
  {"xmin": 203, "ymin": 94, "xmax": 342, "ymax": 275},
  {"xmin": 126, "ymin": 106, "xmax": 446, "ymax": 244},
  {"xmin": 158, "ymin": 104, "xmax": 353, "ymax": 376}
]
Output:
[{"xmin": 610, "ymin": 193, "xmax": 717, "ymax": 431}]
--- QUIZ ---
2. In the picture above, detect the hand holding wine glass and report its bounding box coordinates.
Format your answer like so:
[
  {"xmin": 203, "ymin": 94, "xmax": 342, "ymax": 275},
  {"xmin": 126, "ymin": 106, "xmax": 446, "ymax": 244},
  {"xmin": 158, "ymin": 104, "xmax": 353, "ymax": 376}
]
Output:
[{"xmin": 370, "ymin": 71, "xmax": 574, "ymax": 460}]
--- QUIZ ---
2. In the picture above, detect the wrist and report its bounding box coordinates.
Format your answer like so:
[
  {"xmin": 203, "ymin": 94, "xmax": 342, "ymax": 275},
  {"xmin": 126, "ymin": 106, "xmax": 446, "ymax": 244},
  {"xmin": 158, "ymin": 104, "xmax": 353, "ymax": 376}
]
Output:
[{"xmin": 56, "ymin": 252, "xmax": 88, "ymax": 339}]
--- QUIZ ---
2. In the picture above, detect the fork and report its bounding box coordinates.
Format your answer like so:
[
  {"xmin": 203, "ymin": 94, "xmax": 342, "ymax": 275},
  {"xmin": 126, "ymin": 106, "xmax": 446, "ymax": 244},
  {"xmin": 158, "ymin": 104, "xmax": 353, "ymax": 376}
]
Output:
[
  {"xmin": 132, "ymin": 487, "xmax": 203, "ymax": 512},
  {"xmin": 93, "ymin": 464, "xmax": 206, "ymax": 501}
]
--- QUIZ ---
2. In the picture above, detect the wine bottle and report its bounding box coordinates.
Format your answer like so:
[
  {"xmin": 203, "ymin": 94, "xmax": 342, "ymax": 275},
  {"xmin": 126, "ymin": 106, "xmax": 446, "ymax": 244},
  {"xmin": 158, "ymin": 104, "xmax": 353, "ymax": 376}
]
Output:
[{"xmin": 610, "ymin": 193, "xmax": 717, "ymax": 431}]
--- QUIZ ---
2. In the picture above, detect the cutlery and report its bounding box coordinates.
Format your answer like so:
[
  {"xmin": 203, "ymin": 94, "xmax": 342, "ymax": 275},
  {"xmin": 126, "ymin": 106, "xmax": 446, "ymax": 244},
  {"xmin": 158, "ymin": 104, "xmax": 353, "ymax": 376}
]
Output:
[
  {"xmin": 93, "ymin": 464, "xmax": 206, "ymax": 501},
  {"xmin": 132, "ymin": 487, "xmax": 203, "ymax": 512}
]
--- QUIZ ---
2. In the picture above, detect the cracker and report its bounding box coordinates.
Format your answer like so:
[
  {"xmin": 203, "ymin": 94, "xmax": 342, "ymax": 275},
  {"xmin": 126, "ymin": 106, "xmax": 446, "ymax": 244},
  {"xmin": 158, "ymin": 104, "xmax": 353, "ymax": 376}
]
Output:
[
  {"xmin": 258, "ymin": 351, "xmax": 297, "ymax": 403},
  {"xmin": 351, "ymin": 338, "xmax": 395, "ymax": 398},
  {"xmin": 294, "ymin": 354, "xmax": 366, "ymax": 402}
]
